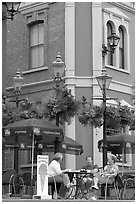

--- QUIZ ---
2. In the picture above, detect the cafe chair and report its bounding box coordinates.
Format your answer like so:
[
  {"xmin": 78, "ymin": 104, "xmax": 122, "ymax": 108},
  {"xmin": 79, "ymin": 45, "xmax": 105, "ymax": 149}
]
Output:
[
  {"xmin": 104, "ymin": 174, "xmax": 123, "ymax": 200},
  {"xmin": 22, "ymin": 171, "xmax": 36, "ymax": 195},
  {"xmin": 12, "ymin": 174, "xmax": 25, "ymax": 197},
  {"xmin": 2, "ymin": 169, "xmax": 17, "ymax": 197},
  {"xmin": 48, "ymin": 175, "xmax": 58, "ymax": 199},
  {"xmin": 122, "ymin": 174, "xmax": 135, "ymax": 200},
  {"xmin": 98, "ymin": 174, "xmax": 123, "ymax": 200}
]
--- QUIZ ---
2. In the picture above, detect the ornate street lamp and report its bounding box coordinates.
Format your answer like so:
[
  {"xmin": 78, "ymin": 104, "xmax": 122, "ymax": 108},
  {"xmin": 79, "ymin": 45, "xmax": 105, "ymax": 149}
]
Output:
[
  {"xmin": 52, "ymin": 52, "xmax": 65, "ymax": 126},
  {"xmin": 12, "ymin": 69, "xmax": 24, "ymax": 174},
  {"xmin": 2, "ymin": 2, "xmax": 21, "ymax": 21},
  {"xmin": 96, "ymin": 69, "xmax": 112, "ymax": 168},
  {"xmin": 97, "ymin": 32, "xmax": 120, "ymax": 168},
  {"xmin": 102, "ymin": 32, "xmax": 120, "ymax": 56},
  {"xmin": 52, "ymin": 52, "xmax": 65, "ymax": 87},
  {"xmin": 12, "ymin": 69, "xmax": 24, "ymax": 108},
  {"xmin": 52, "ymin": 52, "xmax": 65, "ymax": 154}
]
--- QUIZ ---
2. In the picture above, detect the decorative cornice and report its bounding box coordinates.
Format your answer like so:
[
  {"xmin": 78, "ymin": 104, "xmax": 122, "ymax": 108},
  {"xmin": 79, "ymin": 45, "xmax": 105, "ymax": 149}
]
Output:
[
  {"xmin": 103, "ymin": 7, "xmax": 130, "ymax": 21},
  {"xmin": 65, "ymin": 2, "xmax": 75, "ymax": 7},
  {"xmin": 108, "ymin": 2, "xmax": 135, "ymax": 14},
  {"xmin": 6, "ymin": 75, "xmax": 133, "ymax": 96},
  {"xmin": 6, "ymin": 78, "xmax": 54, "ymax": 92}
]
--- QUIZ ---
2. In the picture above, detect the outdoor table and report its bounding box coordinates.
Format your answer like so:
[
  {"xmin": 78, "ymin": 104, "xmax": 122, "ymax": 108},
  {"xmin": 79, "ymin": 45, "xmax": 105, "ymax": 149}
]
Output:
[{"xmin": 65, "ymin": 170, "xmax": 92, "ymax": 199}]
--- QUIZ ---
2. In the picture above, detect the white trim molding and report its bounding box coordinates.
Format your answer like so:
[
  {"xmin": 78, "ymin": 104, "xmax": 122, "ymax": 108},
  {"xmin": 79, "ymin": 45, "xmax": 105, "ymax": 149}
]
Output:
[
  {"xmin": 92, "ymin": 76, "xmax": 133, "ymax": 95},
  {"xmin": 65, "ymin": 2, "xmax": 76, "ymax": 171}
]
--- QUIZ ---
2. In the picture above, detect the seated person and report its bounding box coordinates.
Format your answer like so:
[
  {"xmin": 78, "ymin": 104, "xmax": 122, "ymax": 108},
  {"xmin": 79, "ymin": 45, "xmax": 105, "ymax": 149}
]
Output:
[
  {"xmin": 80, "ymin": 156, "xmax": 99, "ymax": 191},
  {"xmin": 91, "ymin": 153, "xmax": 119, "ymax": 200},
  {"xmin": 48, "ymin": 152, "xmax": 72, "ymax": 199}
]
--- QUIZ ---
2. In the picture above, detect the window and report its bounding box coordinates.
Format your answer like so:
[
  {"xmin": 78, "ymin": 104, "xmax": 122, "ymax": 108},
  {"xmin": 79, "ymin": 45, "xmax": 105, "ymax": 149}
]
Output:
[
  {"xmin": 30, "ymin": 22, "xmax": 44, "ymax": 69},
  {"xmin": 107, "ymin": 22, "xmax": 113, "ymax": 66},
  {"xmin": 119, "ymin": 26, "xmax": 124, "ymax": 69},
  {"xmin": 103, "ymin": 8, "xmax": 130, "ymax": 72}
]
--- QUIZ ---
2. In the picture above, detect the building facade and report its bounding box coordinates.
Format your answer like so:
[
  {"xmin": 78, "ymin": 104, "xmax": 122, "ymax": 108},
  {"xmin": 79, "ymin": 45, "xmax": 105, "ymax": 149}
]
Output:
[{"xmin": 3, "ymin": 2, "xmax": 135, "ymax": 171}]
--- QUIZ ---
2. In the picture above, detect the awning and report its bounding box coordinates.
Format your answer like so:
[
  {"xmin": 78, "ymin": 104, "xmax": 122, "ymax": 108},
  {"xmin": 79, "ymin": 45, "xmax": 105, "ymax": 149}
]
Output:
[
  {"xmin": 120, "ymin": 100, "xmax": 133, "ymax": 109},
  {"xmin": 2, "ymin": 119, "xmax": 83, "ymax": 155},
  {"xmin": 62, "ymin": 136, "xmax": 83, "ymax": 155},
  {"xmin": 34, "ymin": 136, "xmax": 83, "ymax": 155},
  {"xmin": 2, "ymin": 118, "xmax": 64, "ymax": 143},
  {"xmin": 98, "ymin": 133, "xmax": 135, "ymax": 154}
]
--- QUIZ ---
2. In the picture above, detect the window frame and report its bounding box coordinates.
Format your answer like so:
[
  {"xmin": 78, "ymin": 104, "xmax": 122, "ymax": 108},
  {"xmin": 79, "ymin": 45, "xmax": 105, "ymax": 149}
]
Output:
[
  {"xmin": 119, "ymin": 26, "xmax": 124, "ymax": 69},
  {"xmin": 103, "ymin": 8, "xmax": 130, "ymax": 73},
  {"xmin": 29, "ymin": 20, "xmax": 44, "ymax": 69},
  {"xmin": 107, "ymin": 22, "xmax": 113, "ymax": 66}
]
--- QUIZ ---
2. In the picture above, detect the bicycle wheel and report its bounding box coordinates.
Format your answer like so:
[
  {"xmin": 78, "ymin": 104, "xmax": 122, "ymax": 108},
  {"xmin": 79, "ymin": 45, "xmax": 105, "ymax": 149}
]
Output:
[{"xmin": 123, "ymin": 178, "xmax": 135, "ymax": 200}]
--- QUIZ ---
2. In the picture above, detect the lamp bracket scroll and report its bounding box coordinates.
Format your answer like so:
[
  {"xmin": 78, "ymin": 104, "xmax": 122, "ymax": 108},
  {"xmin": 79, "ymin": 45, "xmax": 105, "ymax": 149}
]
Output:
[{"xmin": 102, "ymin": 44, "xmax": 108, "ymax": 57}]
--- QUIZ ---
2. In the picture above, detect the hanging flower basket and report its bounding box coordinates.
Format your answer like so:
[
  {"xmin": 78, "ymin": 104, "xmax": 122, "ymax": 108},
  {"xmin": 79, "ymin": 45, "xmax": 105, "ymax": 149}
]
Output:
[
  {"xmin": 44, "ymin": 85, "xmax": 80, "ymax": 125},
  {"xmin": 78, "ymin": 96, "xmax": 135, "ymax": 131}
]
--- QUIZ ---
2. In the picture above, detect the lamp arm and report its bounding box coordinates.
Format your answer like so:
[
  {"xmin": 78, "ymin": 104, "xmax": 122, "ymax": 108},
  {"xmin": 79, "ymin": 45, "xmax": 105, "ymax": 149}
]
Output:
[{"xmin": 102, "ymin": 44, "xmax": 115, "ymax": 56}]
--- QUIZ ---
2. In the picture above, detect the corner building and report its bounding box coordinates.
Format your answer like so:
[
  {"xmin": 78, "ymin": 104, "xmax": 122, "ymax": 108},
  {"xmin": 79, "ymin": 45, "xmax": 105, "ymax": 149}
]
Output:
[{"xmin": 4, "ymin": 2, "xmax": 135, "ymax": 171}]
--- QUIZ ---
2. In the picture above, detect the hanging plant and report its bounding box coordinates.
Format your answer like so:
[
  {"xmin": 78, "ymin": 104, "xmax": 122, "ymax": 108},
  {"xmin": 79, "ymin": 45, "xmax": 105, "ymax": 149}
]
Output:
[
  {"xmin": 117, "ymin": 105, "xmax": 134, "ymax": 127},
  {"xmin": 78, "ymin": 96, "xmax": 103, "ymax": 128},
  {"xmin": 106, "ymin": 105, "xmax": 121, "ymax": 130},
  {"xmin": 2, "ymin": 98, "xmax": 42, "ymax": 126},
  {"xmin": 129, "ymin": 109, "xmax": 135, "ymax": 130},
  {"xmin": 43, "ymin": 85, "xmax": 80, "ymax": 125},
  {"xmin": 78, "ymin": 96, "xmax": 135, "ymax": 131}
]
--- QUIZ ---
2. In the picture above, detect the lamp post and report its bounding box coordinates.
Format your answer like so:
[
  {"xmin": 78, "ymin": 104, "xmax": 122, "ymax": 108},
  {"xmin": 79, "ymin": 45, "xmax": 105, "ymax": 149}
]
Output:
[
  {"xmin": 96, "ymin": 69, "xmax": 112, "ymax": 168},
  {"xmin": 2, "ymin": 2, "xmax": 21, "ymax": 21},
  {"xmin": 96, "ymin": 32, "xmax": 120, "ymax": 168},
  {"xmin": 52, "ymin": 52, "xmax": 65, "ymax": 153},
  {"xmin": 12, "ymin": 69, "xmax": 24, "ymax": 108},
  {"xmin": 12, "ymin": 69, "xmax": 24, "ymax": 173}
]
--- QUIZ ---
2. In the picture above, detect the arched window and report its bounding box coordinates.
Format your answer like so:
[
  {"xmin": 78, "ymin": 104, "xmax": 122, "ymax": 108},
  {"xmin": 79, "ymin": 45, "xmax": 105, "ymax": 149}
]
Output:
[
  {"xmin": 29, "ymin": 21, "xmax": 44, "ymax": 69},
  {"xmin": 119, "ymin": 26, "xmax": 124, "ymax": 69},
  {"xmin": 107, "ymin": 22, "xmax": 113, "ymax": 66}
]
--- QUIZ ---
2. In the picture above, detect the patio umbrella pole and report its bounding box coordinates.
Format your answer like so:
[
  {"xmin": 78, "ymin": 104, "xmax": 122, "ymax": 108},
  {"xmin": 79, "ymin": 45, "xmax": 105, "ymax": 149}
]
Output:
[
  {"xmin": 122, "ymin": 144, "xmax": 124, "ymax": 176},
  {"xmin": 31, "ymin": 133, "xmax": 35, "ymax": 198}
]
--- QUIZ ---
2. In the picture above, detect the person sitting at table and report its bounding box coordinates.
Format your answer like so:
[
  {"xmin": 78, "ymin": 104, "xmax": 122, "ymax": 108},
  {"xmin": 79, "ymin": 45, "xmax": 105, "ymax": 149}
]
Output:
[
  {"xmin": 80, "ymin": 156, "xmax": 99, "ymax": 192},
  {"xmin": 91, "ymin": 153, "xmax": 119, "ymax": 200},
  {"xmin": 48, "ymin": 152, "xmax": 72, "ymax": 199}
]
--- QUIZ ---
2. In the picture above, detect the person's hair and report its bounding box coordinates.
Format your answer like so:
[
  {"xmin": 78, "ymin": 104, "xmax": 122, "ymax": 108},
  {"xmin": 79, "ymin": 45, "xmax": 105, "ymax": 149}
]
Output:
[
  {"xmin": 86, "ymin": 156, "xmax": 93, "ymax": 161},
  {"xmin": 53, "ymin": 152, "xmax": 63, "ymax": 161},
  {"xmin": 108, "ymin": 154, "xmax": 117, "ymax": 163}
]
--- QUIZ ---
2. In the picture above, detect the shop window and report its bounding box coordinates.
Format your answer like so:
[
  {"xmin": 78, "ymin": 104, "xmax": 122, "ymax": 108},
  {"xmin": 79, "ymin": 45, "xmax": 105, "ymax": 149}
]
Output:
[
  {"xmin": 29, "ymin": 22, "xmax": 44, "ymax": 69},
  {"xmin": 119, "ymin": 26, "xmax": 124, "ymax": 69}
]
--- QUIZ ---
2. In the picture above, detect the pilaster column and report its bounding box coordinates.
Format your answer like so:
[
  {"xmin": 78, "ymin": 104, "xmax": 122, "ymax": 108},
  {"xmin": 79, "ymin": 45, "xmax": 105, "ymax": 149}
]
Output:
[
  {"xmin": 65, "ymin": 2, "xmax": 76, "ymax": 170},
  {"xmin": 92, "ymin": 2, "xmax": 103, "ymax": 166}
]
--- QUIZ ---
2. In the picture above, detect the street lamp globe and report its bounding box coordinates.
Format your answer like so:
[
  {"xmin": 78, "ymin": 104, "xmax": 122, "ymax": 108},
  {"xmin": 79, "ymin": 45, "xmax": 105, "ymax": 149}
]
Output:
[
  {"xmin": 96, "ymin": 69, "xmax": 112, "ymax": 91},
  {"xmin": 3, "ymin": 2, "xmax": 21, "ymax": 21},
  {"xmin": 52, "ymin": 52, "xmax": 65, "ymax": 80},
  {"xmin": 107, "ymin": 32, "xmax": 120, "ymax": 53},
  {"xmin": 13, "ymin": 69, "xmax": 24, "ymax": 93}
]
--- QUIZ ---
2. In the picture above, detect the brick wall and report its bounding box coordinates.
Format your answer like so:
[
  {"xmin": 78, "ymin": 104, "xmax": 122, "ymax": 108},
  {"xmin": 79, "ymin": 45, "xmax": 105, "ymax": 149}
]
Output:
[
  {"xmin": 4, "ymin": 2, "xmax": 65, "ymax": 172},
  {"xmin": 6, "ymin": 2, "xmax": 65, "ymax": 92}
]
